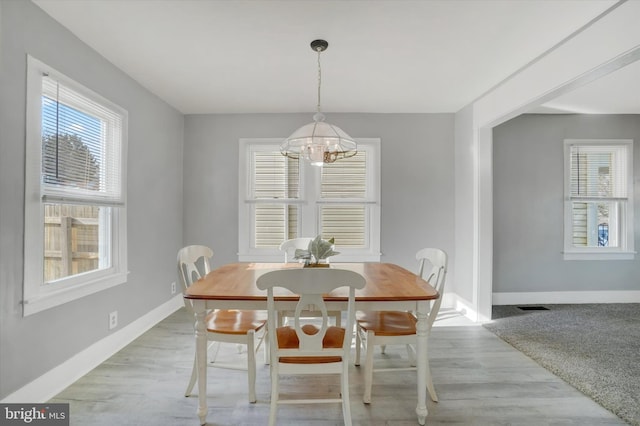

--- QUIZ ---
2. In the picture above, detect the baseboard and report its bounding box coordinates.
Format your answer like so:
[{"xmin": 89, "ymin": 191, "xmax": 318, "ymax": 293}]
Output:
[
  {"xmin": 1, "ymin": 294, "xmax": 184, "ymax": 403},
  {"xmin": 493, "ymin": 290, "xmax": 640, "ymax": 305},
  {"xmin": 446, "ymin": 293, "xmax": 482, "ymax": 323}
]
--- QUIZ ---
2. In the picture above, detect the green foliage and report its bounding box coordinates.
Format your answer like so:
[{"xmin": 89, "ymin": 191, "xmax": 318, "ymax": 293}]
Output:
[
  {"xmin": 293, "ymin": 235, "xmax": 339, "ymax": 265},
  {"xmin": 42, "ymin": 133, "xmax": 99, "ymax": 188}
]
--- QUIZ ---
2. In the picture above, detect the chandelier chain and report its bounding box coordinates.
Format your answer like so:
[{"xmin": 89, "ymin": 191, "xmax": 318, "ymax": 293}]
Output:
[
  {"xmin": 280, "ymin": 39, "xmax": 357, "ymax": 165},
  {"xmin": 316, "ymin": 48, "xmax": 322, "ymax": 113}
]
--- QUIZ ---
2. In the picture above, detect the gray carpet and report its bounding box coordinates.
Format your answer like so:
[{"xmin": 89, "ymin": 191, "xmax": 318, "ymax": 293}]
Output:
[{"xmin": 484, "ymin": 304, "xmax": 640, "ymax": 426}]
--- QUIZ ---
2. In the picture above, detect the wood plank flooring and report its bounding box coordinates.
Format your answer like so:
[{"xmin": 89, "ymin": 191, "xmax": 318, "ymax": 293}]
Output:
[{"xmin": 50, "ymin": 308, "xmax": 626, "ymax": 425}]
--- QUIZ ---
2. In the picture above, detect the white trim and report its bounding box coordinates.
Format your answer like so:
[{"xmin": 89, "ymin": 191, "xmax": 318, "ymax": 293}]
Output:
[
  {"xmin": 448, "ymin": 292, "xmax": 483, "ymax": 323},
  {"xmin": 23, "ymin": 56, "xmax": 129, "ymax": 316},
  {"xmin": 562, "ymin": 250, "xmax": 636, "ymax": 260},
  {"xmin": 1, "ymin": 295, "xmax": 184, "ymax": 403},
  {"xmin": 492, "ymin": 290, "xmax": 640, "ymax": 305},
  {"xmin": 562, "ymin": 139, "xmax": 634, "ymax": 260},
  {"xmin": 23, "ymin": 271, "xmax": 129, "ymax": 316},
  {"xmin": 475, "ymin": 127, "xmax": 494, "ymax": 325}
]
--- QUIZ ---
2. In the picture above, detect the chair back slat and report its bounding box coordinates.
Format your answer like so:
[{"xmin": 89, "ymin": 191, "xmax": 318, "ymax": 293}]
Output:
[
  {"xmin": 294, "ymin": 294, "xmax": 328, "ymax": 351},
  {"xmin": 415, "ymin": 248, "xmax": 448, "ymax": 330},
  {"xmin": 177, "ymin": 245, "xmax": 213, "ymax": 314},
  {"xmin": 257, "ymin": 268, "xmax": 366, "ymax": 359},
  {"xmin": 416, "ymin": 248, "xmax": 447, "ymax": 292}
]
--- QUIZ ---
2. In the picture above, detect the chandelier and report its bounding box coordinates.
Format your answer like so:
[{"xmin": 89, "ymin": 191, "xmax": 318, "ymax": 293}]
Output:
[{"xmin": 280, "ymin": 39, "xmax": 357, "ymax": 166}]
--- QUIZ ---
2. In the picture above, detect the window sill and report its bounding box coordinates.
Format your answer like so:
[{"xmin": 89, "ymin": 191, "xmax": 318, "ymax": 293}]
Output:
[
  {"xmin": 23, "ymin": 271, "xmax": 128, "ymax": 316},
  {"xmin": 563, "ymin": 250, "xmax": 636, "ymax": 261}
]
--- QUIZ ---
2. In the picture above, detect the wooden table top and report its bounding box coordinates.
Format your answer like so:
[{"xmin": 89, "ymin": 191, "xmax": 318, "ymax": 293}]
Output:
[{"xmin": 184, "ymin": 262, "xmax": 439, "ymax": 301}]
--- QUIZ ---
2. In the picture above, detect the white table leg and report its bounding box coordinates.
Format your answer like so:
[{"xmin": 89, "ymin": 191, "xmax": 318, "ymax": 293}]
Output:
[
  {"xmin": 415, "ymin": 301, "xmax": 429, "ymax": 425},
  {"xmin": 194, "ymin": 301, "xmax": 208, "ymax": 425}
]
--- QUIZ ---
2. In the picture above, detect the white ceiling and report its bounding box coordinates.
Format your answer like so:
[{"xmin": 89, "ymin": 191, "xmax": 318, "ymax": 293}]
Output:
[{"xmin": 32, "ymin": 0, "xmax": 638, "ymax": 115}]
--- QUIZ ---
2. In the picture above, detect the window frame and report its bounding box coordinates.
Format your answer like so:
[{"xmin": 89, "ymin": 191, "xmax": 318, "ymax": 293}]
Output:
[
  {"xmin": 562, "ymin": 139, "xmax": 635, "ymax": 260},
  {"xmin": 23, "ymin": 56, "xmax": 128, "ymax": 316},
  {"xmin": 238, "ymin": 138, "xmax": 381, "ymax": 262}
]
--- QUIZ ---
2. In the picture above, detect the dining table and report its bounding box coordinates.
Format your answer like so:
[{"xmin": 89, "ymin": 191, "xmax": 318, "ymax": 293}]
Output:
[{"xmin": 184, "ymin": 262, "xmax": 439, "ymax": 425}]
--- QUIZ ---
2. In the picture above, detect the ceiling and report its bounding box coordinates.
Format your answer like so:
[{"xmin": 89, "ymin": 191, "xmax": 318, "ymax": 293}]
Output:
[{"xmin": 32, "ymin": 0, "xmax": 639, "ymax": 115}]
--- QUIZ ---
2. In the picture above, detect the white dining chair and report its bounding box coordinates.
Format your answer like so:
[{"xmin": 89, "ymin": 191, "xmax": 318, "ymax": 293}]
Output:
[
  {"xmin": 355, "ymin": 247, "xmax": 448, "ymax": 403},
  {"xmin": 278, "ymin": 237, "xmax": 342, "ymax": 326},
  {"xmin": 178, "ymin": 245, "xmax": 267, "ymax": 403},
  {"xmin": 256, "ymin": 268, "xmax": 366, "ymax": 426},
  {"xmin": 278, "ymin": 237, "xmax": 314, "ymax": 263}
]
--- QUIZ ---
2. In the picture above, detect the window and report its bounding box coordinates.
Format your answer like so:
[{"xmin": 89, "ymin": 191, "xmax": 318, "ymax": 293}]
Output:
[
  {"xmin": 239, "ymin": 138, "xmax": 380, "ymax": 262},
  {"xmin": 563, "ymin": 139, "xmax": 634, "ymax": 260},
  {"xmin": 23, "ymin": 56, "xmax": 128, "ymax": 315}
]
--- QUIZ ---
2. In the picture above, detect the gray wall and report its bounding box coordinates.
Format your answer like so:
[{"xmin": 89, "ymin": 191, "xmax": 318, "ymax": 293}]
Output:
[
  {"xmin": 0, "ymin": 0, "xmax": 184, "ymax": 398},
  {"xmin": 0, "ymin": 1, "xmax": 455, "ymax": 399},
  {"xmin": 493, "ymin": 114, "xmax": 640, "ymax": 293},
  {"xmin": 183, "ymin": 113, "xmax": 455, "ymax": 275}
]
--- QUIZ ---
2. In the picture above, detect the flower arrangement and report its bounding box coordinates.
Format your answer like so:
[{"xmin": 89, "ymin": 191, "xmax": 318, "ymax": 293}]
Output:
[{"xmin": 293, "ymin": 235, "xmax": 339, "ymax": 267}]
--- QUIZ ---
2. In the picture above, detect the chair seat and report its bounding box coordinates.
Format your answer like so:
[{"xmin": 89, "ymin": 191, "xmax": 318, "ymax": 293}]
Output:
[
  {"xmin": 206, "ymin": 309, "xmax": 267, "ymax": 335},
  {"xmin": 276, "ymin": 324, "xmax": 344, "ymax": 364},
  {"xmin": 179, "ymin": 245, "xmax": 267, "ymax": 403},
  {"xmin": 356, "ymin": 311, "xmax": 417, "ymax": 336},
  {"xmin": 356, "ymin": 248, "xmax": 447, "ymax": 405}
]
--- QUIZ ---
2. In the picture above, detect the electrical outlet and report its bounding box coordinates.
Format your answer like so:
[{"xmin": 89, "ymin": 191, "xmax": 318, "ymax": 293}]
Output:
[
  {"xmin": 171, "ymin": 281, "xmax": 177, "ymax": 295},
  {"xmin": 109, "ymin": 311, "xmax": 118, "ymax": 330}
]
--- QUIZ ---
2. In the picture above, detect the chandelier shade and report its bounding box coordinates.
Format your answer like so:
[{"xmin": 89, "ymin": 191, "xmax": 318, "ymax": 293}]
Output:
[
  {"xmin": 281, "ymin": 40, "xmax": 357, "ymax": 166},
  {"xmin": 280, "ymin": 112, "xmax": 357, "ymax": 166}
]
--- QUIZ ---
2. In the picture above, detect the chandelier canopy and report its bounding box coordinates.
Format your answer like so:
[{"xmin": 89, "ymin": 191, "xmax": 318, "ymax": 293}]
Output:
[{"xmin": 280, "ymin": 40, "xmax": 357, "ymax": 166}]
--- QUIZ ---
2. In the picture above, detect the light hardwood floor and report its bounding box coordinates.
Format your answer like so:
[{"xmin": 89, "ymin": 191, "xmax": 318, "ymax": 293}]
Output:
[{"xmin": 50, "ymin": 308, "xmax": 626, "ymax": 425}]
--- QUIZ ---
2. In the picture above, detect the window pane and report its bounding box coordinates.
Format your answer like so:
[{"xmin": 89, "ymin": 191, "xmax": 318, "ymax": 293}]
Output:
[
  {"xmin": 240, "ymin": 139, "xmax": 380, "ymax": 261},
  {"xmin": 571, "ymin": 201, "xmax": 620, "ymax": 248},
  {"xmin": 44, "ymin": 203, "xmax": 110, "ymax": 282},
  {"xmin": 41, "ymin": 76, "xmax": 124, "ymax": 204},
  {"xmin": 321, "ymin": 151, "xmax": 366, "ymax": 198},
  {"xmin": 287, "ymin": 204, "xmax": 298, "ymax": 240},
  {"xmin": 255, "ymin": 204, "xmax": 298, "ymax": 248},
  {"xmin": 570, "ymin": 145, "xmax": 627, "ymax": 198},
  {"xmin": 253, "ymin": 151, "xmax": 299, "ymax": 199},
  {"xmin": 42, "ymin": 96, "xmax": 102, "ymax": 189},
  {"xmin": 320, "ymin": 205, "xmax": 366, "ymax": 248}
]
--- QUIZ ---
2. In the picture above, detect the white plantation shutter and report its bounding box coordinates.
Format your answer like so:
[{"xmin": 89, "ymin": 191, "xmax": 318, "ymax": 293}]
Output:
[
  {"xmin": 320, "ymin": 205, "xmax": 366, "ymax": 247},
  {"xmin": 255, "ymin": 204, "xmax": 299, "ymax": 247},
  {"xmin": 320, "ymin": 152, "xmax": 368, "ymax": 247},
  {"xmin": 41, "ymin": 75, "xmax": 125, "ymax": 206},
  {"xmin": 252, "ymin": 150, "xmax": 300, "ymax": 247},
  {"xmin": 255, "ymin": 205, "xmax": 285, "ymax": 247},
  {"xmin": 239, "ymin": 138, "xmax": 380, "ymax": 261},
  {"xmin": 321, "ymin": 152, "xmax": 366, "ymax": 198},
  {"xmin": 252, "ymin": 151, "xmax": 299, "ymax": 199}
]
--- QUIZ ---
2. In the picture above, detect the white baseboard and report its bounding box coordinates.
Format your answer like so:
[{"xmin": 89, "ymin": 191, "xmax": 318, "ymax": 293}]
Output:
[
  {"xmin": 446, "ymin": 293, "xmax": 483, "ymax": 323},
  {"xmin": 492, "ymin": 290, "xmax": 640, "ymax": 305},
  {"xmin": 1, "ymin": 294, "xmax": 184, "ymax": 403}
]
